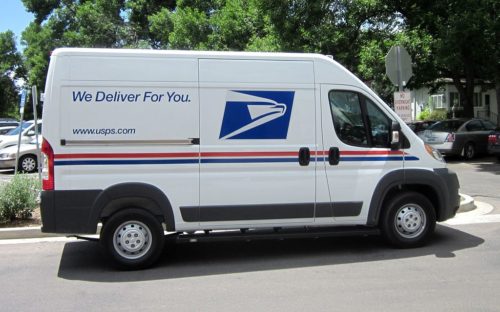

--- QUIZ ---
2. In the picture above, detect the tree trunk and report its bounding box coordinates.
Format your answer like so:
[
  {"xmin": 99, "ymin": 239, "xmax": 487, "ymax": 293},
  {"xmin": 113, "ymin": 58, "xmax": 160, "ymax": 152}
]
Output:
[
  {"xmin": 496, "ymin": 79, "xmax": 500, "ymax": 126},
  {"xmin": 452, "ymin": 75, "xmax": 475, "ymax": 118}
]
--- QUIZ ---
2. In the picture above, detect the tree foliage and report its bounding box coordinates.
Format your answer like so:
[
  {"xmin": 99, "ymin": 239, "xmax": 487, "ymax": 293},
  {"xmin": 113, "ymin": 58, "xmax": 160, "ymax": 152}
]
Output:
[
  {"xmin": 13, "ymin": 0, "xmax": 500, "ymax": 119},
  {"xmin": 0, "ymin": 31, "xmax": 24, "ymax": 118},
  {"xmin": 387, "ymin": 0, "xmax": 499, "ymax": 117}
]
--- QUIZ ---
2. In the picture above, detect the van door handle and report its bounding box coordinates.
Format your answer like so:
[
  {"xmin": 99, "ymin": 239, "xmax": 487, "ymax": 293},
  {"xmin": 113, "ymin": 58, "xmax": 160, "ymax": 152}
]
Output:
[
  {"xmin": 328, "ymin": 147, "xmax": 340, "ymax": 165},
  {"xmin": 298, "ymin": 147, "xmax": 310, "ymax": 166}
]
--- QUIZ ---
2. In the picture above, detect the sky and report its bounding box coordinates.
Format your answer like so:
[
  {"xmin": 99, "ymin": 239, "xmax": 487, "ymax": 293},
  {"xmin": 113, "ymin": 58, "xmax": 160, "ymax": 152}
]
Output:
[{"xmin": 0, "ymin": 0, "xmax": 34, "ymax": 50}]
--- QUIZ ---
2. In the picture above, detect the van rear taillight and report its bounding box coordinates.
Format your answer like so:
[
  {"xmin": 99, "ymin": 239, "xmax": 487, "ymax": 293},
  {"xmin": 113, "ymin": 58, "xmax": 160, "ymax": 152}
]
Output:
[
  {"xmin": 41, "ymin": 139, "xmax": 54, "ymax": 190},
  {"xmin": 445, "ymin": 133, "xmax": 455, "ymax": 142}
]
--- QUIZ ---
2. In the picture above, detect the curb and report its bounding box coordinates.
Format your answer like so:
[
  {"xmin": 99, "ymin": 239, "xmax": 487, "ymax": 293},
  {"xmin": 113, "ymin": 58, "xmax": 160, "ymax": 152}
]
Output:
[
  {"xmin": 458, "ymin": 193, "xmax": 475, "ymax": 213},
  {"xmin": 0, "ymin": 194, "xmax": 480, "ymax": 240}
]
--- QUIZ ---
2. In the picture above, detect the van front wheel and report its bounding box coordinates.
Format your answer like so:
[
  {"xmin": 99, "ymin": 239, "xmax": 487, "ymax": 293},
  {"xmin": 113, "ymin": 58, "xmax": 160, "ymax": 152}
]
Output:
[
  {"xmin": 100, "ymin": 208, "xmax": 165, "ymax": 270},
  {"xmin": 381, "ymin": 192, "xmax": 436, "ymax": 248}
]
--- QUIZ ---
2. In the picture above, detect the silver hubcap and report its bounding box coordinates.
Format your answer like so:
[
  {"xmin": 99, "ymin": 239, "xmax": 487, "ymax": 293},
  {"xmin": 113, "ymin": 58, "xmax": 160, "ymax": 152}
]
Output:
[
  {"xmin": 394, "ymin": 204, "xmax": 426, "ymax": 239},
  {"xmin": 113, "ymin": 221, "xmax": 152, "ymax": 260},
  {"xmin": 21, "ymin": 157, "xmax": 36, "ymax": 172}
]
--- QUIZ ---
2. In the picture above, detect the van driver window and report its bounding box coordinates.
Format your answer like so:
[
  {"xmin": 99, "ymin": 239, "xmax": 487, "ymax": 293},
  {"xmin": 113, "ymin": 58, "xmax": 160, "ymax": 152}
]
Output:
[
  {"xmin": 329, "ymin": 90, "xmax": 391, "ymax": 148},
  {"xmin": 329, "ymin": 91, "xmax": 368, "ymax": 147}
]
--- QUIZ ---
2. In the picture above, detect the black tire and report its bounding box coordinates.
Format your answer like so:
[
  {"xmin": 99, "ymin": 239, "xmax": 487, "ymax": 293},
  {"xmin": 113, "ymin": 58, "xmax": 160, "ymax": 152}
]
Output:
[
  {"xmin": 100, "ymin": 208, "xmax": 165, "ymax": 270},
  {"xmin": 380, "ymin": 192, "xmax": 436, "ymax": 248},
  {"xmin": 19, "ymin": 154, "xmax": 38, "ymax": 173},
  {"xmin": 463, "ymin": 143, "xmax": 475, "ymax": 160}
]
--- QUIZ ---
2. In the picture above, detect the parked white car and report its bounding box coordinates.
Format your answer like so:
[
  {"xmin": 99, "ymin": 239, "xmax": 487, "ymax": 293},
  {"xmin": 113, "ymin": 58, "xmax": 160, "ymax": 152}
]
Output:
[
  {"xmin": 0, "ymin": 120, "xmax": 42, "ymax": 150},
  {"xmin": 0, "ymin": 126, "xmax": 16, "ymax": 135},
  {"xmin": 0, "ymin": 138, "xmax": 40, "ymax": 172}
]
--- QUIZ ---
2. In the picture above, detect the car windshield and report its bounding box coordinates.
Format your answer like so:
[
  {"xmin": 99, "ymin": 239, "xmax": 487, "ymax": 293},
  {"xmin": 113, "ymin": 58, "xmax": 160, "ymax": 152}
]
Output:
[
  {"xmin": 428, "ymin": 120, "xmax": 464, "ymax": 132},
  {"xmin": 5, "ymin": 122, "xmax": 33, "ymax": 135}
]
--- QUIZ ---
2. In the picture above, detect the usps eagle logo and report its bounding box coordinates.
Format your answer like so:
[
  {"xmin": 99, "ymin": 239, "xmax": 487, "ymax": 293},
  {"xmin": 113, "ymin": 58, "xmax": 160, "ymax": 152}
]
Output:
[{"xmin": 219, "ymin": 90, "xmax": 295, "ymax": 140}]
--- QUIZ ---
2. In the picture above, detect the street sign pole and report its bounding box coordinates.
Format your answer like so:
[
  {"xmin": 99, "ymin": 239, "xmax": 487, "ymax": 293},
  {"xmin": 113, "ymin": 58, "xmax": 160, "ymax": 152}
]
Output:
[
  {"xmin": 15, "ymin": 89, "xmax": 28, "ymax": 174},
  {"xmin": 32, "ymin": 86, "xmax": 42, "ymax": 182},
  {"xmin": 396, "ymin": 46, "xmax": 403, "ymax": 92},
  {"xmin": 386, "ymin": 45, "xmax": 413, "ymax": 119}
]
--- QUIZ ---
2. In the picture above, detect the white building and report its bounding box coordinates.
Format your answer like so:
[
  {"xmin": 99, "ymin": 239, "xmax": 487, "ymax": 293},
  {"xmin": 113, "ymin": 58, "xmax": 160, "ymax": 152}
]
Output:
[{"xmin": 410, "ymin": 80, "xmax": 498, "ymax": 124}]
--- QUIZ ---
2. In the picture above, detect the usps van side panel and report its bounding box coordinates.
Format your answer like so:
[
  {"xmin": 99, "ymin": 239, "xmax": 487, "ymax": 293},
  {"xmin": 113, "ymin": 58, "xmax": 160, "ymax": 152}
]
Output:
[
  {"xmin": 194, "ymin": 59, "xmax": 318, "ymax": 228},
  {"xmin": 47, "ymin": 54, "xmax": 201, "ymax": 230}
]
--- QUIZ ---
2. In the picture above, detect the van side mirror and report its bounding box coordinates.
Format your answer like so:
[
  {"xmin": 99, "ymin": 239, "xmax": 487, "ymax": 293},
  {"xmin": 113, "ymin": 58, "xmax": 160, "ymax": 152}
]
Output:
[{"xmin": 390, "ymin": 121, "xmax": 401, "ymax": 150}]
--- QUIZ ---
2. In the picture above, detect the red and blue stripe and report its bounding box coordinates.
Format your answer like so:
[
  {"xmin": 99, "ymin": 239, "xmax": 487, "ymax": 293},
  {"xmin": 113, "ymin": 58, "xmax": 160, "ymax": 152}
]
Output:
[{"xmin": 53, "ymin": 150, "xmax": 418, "ymax": 166}]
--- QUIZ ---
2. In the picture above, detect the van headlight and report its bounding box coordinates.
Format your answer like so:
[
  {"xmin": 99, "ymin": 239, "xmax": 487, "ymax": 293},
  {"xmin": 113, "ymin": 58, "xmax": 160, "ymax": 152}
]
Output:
[{"xmin": 425, "ymin": 144, "xmax": 444, "ymax": 162}]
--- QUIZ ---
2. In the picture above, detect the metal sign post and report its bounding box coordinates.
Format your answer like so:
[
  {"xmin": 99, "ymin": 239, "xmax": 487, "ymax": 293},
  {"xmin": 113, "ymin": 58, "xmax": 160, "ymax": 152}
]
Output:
[
  {"xmin": 32, "ymin": 86, "xmax": 42, "ymax": 182},
  {"xmin": 385, "ymin": 46, "xmax": 414, "ymax": 120},
  {"xmin": 15, "ymin": 89, "xmax": 28, "ymax": 174}
]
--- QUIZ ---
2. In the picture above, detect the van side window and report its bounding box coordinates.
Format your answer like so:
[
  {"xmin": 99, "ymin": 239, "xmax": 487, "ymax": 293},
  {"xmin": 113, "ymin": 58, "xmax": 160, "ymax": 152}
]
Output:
[
  {"xmin": 365, "ymin": 97, "xmax": 391, "ymax": 147},
  {"xmin": 329, "ymin": 90, "xmax": 391, "ymax": 148},
  {"xmin": 329, "ymin": 91, "xmax": 368, "ymax": 146}
]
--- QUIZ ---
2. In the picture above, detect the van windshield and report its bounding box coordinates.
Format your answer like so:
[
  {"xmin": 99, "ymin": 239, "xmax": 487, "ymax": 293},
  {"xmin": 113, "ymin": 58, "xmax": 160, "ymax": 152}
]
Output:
[{"xmin": 5, "ymin": 122, "xmax": 33, "ymax": 135}]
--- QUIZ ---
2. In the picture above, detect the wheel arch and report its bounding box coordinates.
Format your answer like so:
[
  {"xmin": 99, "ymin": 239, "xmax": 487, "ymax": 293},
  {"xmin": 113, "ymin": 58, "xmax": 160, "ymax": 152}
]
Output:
[
  {"xmin": 89, "ymin": 182, "xmax": 176, "ymax": 232},
  {"xmin": 367, "ymin": 169, "xmax": 449, "ymax": 226}
]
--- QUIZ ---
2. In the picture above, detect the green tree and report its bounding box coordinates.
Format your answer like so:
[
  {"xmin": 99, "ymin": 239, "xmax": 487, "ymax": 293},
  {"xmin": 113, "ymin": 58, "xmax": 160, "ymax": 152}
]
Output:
[
  {"xmin": 21, "ymin": 0, "xmax": 131, "ymax": 90},
  {"xmin": 0, "ymin": 31, "xmax": 24, "ymax": 118},
  {"xmin": 387, "ymin": 0, "xmax": 497, "ymax": 118}
]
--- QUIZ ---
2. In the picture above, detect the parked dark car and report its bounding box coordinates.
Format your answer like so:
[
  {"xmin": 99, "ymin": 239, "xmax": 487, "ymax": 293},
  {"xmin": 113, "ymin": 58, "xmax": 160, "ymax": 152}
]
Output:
[
  {"xmin": 407, "ymin": 120, "xmax": 437, "ymax": 134},
  {"xmin": 488, "ymin": 130, "xmax": 500, "ymax": 162},
  {"xmin": 418, "ymin": 118, "xmax": 497, "ymax": 160}
]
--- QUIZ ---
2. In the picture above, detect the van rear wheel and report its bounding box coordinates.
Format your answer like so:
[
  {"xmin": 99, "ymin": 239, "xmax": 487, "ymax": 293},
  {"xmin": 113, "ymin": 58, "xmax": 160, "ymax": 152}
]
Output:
[
  {"xmin": 380, "ymin": 192, "xmax": 436, "ymax": 248},
  {"xmin": 100, "ymin": 208, "xmax": 165, "ymax": 270}
]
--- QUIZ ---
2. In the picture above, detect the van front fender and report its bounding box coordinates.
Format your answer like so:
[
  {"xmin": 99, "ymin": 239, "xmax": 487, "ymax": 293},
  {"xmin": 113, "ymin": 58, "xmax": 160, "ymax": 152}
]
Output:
[{"xmin": 366, "ymin": 168, "xmax": 460, "ymax": 226}]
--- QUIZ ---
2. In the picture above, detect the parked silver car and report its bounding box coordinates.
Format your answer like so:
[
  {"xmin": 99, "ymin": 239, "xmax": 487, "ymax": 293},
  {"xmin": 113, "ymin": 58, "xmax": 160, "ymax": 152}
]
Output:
[
  {"xmin": 418, "ymin": 118, "xmax": 497, "ymax": 160},
  {"xmin": 0, "ymin": 139, "xmax": 40, "ymax": 173}
]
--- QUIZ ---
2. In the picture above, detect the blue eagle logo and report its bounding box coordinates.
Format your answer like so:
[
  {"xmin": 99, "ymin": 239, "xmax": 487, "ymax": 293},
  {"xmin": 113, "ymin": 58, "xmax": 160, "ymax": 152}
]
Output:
[{"xmin": 219, "ymin": 90, "xmax": 295, "ymax": 140}]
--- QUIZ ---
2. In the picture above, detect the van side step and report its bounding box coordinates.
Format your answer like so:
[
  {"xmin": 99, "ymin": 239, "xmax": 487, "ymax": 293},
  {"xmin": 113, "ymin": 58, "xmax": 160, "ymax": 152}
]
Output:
[{"xmin": 174, "ymin": 226, "xmax": 380, "ymax": 244}]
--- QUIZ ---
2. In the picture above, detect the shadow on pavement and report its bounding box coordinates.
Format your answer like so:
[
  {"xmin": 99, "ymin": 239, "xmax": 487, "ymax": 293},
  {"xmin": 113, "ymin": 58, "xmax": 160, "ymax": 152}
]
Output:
[{"xmin": 57, "ymin": 224, "xmax": 484, "ymax": 282}]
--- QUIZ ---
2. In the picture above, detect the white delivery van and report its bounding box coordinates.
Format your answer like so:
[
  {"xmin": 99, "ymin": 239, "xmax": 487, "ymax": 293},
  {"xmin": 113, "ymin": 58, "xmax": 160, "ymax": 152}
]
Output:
[{"xmin": 41, "ymin": 48, "xmax": 459, "ymax": 269}]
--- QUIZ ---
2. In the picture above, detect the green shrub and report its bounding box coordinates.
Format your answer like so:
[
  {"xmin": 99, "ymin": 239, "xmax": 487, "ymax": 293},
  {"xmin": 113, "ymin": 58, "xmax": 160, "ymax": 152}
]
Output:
[
  {"xmin": 417, "ymin": 108, "xmax": 448, "ymax": 121},
  {"xmin": 0, "ymin": 174, "xmax": 40, "ymax": 222}
]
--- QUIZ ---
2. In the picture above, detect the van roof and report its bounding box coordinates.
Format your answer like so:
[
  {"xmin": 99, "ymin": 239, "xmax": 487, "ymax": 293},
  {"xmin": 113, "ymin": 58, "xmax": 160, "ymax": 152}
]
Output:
[{"xmin": 51, "ymin": 48, "xmax": 333, "ymax": 62}]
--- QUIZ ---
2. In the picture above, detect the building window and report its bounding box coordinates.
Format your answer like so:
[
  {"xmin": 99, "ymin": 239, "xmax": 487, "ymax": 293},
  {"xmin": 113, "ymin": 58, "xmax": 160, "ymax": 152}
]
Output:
[
  {"xmin": 449, "ymin": 92, "xmax": 461, "ymax": 108},
  {"xmin": 431, "ymin": 94, "xmax": 445, "ymax": 109},
  {"xmin": 473, "ymin": 93, "xmax": 482, "ymax": 107}
]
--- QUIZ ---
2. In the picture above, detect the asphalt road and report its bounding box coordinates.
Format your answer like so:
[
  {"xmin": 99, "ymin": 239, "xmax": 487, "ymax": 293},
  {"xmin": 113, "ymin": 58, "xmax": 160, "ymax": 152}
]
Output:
[
  {"xmin": 0, "ymin": 156, "xmax": 499, "ymax": 311},
  {"xmin": 0, "ymin": 222, "xmax": 498, "ymax": 312},
  {"xmin": 447, "ymin": 156, "xmax": 500, "ymax": 213}
]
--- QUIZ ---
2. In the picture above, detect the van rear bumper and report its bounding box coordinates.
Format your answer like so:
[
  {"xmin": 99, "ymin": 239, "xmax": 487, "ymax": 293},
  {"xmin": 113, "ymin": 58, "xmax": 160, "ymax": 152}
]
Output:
[{"xmin": 40, "ymin": 190, "xmax": 102, "ymax": 234}]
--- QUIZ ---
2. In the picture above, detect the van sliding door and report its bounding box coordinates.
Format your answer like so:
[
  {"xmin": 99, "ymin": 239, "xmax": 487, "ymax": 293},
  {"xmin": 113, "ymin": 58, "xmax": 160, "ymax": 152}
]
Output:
[{"xmin": 187, "ymin": 58, "xmax": 317, "ymax": 227}]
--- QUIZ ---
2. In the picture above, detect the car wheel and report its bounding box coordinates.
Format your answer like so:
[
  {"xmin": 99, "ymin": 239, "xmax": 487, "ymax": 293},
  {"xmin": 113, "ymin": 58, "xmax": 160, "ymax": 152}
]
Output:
[
  {"xmin": 380, "ymin": 192, "xmax": 436, "ymax": 248},
  {"xmin": 19, "ymin": 155, "xmax": 37, "ymax": 173},
  {"xmin": 100, "ymin": 208, "xmax": 165, "ymax": 270},
  {"xmin": 463, "ymin": 143, "xmax": 475, "ymax": 160}
]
